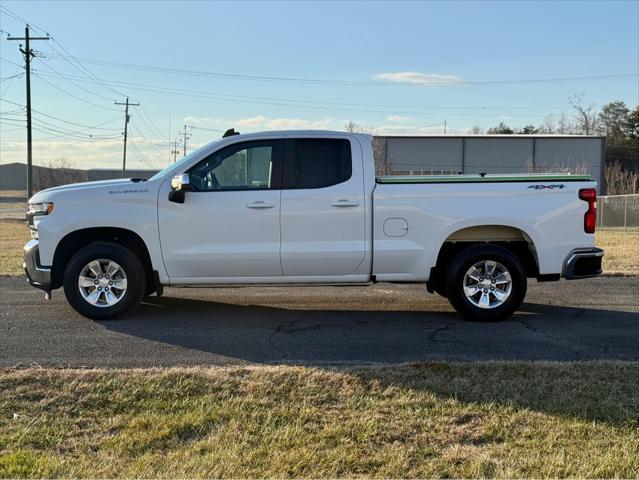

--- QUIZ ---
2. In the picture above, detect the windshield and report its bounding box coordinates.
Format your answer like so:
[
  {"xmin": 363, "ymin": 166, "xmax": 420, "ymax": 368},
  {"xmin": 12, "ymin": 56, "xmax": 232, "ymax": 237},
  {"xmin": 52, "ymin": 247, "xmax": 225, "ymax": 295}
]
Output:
[{"xmin": 148, "ymin": 140, "xmax": 222, "ymax": 181}]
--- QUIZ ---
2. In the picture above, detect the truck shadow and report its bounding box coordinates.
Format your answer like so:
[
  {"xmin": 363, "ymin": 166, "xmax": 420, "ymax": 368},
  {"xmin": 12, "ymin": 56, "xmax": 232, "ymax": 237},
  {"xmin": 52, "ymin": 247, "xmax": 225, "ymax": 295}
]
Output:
[{"xmin": 100, "ymin": 294, "xmax": 639, "ymax": 364}]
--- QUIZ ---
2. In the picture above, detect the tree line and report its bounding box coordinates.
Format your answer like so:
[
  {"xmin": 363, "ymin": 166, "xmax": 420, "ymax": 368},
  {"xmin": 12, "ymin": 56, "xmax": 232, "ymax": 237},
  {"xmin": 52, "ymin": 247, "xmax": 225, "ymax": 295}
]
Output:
[{"xmin": 480, "ymin": 94, "xmax": 638, "ymax": 145}]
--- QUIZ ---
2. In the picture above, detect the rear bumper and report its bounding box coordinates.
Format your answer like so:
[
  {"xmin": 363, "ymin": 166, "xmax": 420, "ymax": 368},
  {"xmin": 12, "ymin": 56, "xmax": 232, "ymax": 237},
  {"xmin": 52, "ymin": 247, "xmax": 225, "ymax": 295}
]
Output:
[
  {"xmin": 563, "ymin": 247, "xmax": 604, "ymax": 279},
  {"xmin": 23, "ymin": 240, "xmax": 51, "ymax": 293}
]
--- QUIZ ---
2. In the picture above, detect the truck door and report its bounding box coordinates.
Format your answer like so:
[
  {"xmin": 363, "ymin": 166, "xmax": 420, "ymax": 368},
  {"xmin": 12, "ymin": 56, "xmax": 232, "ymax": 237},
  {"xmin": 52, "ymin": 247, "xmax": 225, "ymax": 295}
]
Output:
[
  {"xmin": 158, "ymin": 139, "xmax": 284, "ymax": 279},
  {"xmin": 280, "ymin": 137, "xmax": 366, "ymax": 276}
]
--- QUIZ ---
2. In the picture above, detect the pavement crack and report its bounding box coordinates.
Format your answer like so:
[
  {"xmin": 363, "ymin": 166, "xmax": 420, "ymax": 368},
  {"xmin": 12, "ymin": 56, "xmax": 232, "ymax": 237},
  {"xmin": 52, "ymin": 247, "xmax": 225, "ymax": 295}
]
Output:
[
  {"xmin": 427, "ymin": 320, "xmax": 460, "ymax": 343},
  {"xmin": 513, "ymin": 318, "xmax": 583, "ymax": 359}
]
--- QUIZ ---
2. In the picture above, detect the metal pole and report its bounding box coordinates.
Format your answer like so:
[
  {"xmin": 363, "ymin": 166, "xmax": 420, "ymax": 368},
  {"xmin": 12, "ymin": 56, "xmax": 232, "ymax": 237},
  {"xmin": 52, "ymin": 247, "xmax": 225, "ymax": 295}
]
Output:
[
  {"xmin": 624, "ymin": 195, "xmax": 627, "ymax": 233},
  {"xmin": 122, "ymin": 98, "xmax": 129, "ymax": 178},
  {"xmin": 24, "ymin": 27, "xmax": 33, "ymax": 198},
  {"xmin": 114, "ymin": 98, "xmax": 139, "ymax": 178},
  {"xmin": 8, "ymin": 26, "xmax": 49, "ymax": 198}
]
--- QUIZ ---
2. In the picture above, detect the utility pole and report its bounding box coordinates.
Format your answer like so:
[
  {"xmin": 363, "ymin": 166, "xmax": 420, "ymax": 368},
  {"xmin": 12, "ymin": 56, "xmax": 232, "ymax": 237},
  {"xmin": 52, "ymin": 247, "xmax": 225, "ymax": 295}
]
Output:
[
  {"xmin": 444, "ymin": 120, "xmax": 447, "ymax": 135},
  {"xmin": 114, "ymin": 97, "xmax": 139, "ymax": 177},
  {"xmin": 169, "ymin": 141, "xmax": 180, "ymax": 163},
  {"xmin": 179, "ymin": 125, "xmax": 191, "ymax": 157},
  {"xmin": 7, "ymin": 25, "xmax": 49, "ymax": 199}
]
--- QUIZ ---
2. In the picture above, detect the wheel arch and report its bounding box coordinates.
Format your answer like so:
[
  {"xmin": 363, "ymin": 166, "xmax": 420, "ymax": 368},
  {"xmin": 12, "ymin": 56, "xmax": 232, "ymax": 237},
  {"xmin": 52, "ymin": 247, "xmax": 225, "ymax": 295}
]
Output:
[
  {"xmin": 51, "ymin": 227, "xmax": 154, "ymax": 291},
  {"xmin": 427, "ymin": 224, "xmax": 541, "ymax": 293}
]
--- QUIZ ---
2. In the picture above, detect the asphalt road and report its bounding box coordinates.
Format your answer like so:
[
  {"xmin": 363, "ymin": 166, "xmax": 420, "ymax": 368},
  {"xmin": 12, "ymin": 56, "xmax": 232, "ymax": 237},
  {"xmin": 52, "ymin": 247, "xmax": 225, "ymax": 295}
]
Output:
[{"xmin": 1, "ymin": 275, "xmax": 638, "ymax": 367}]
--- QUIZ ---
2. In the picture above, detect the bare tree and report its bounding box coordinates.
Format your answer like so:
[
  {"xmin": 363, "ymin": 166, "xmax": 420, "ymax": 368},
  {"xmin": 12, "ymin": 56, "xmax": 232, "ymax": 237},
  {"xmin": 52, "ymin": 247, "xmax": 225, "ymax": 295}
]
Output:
[
  {"xmin": 344, "ymin": 121, "xmax": 379, "ymax": 134},
  {"xmin": 569, "ymin": 94, "xmax": 599, "ymax": 135},
  {"xmin": 556, "ymin": 112, "xmax": 574, "ymax": 134},
  {"xmin": 344, "ymin": 121, "xmax": 387, "ymax": 173},
  {"xmin": 539, "ymin": 115, "xmax": 556, "ymax": 134},
  {"xmin": 34, "ymin": 155, "xmax": 86, "ymax": 192},
  {"xmin": 469, "ymin": 125, "xmax": 483, "ymax": 134}
]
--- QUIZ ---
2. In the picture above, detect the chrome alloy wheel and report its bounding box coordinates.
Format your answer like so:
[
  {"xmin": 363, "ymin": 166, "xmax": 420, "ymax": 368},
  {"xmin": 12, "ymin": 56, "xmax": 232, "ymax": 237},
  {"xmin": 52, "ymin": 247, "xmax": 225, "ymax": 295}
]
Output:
[
  {"xmin": 77, "ymin": 259, "xmax": 128, "ymax": 308},
  {"xmin": 463, "ymin": 260, "xmax": 512, "ymax": 309}
]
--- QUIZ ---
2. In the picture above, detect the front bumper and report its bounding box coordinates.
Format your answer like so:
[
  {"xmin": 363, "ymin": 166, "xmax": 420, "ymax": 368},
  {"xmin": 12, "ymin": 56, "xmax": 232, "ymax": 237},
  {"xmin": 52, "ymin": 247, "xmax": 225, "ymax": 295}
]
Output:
[
  {"xmin": 23, "ymin": 239, "xmax": 51, "ymax": 293},
  {"xmin": 563, "ymin": 247, "xmax": 604, "ymax": 279}
]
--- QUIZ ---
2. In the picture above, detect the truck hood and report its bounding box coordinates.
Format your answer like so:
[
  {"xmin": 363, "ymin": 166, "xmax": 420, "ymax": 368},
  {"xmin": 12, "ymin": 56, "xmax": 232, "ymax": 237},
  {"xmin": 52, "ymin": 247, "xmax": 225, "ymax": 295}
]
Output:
[{"xmin": 29, "ymin": 179, "xmax": 147, "ymax": 202}]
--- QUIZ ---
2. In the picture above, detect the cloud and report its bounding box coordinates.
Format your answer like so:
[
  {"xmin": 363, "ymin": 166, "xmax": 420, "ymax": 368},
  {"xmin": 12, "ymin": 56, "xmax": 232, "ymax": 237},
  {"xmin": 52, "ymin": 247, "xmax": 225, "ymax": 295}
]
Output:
[
  {"xmin": 385, "ymin": 115, "xmax": 413, "ymax": 123},
  {"xmin": 375, "ymin": 124, "xmax": 446, "ymax": 135},
  {"xmin": 183, "ymin": 116, "xmax": 225, "ymax": 125},
  {"xmin": 235, "ymin": 116, "xmax": 335, "ymax": 130},
  {"xmin": 374, "ymin": 72, "xmax": 463, "ymax": 85}
]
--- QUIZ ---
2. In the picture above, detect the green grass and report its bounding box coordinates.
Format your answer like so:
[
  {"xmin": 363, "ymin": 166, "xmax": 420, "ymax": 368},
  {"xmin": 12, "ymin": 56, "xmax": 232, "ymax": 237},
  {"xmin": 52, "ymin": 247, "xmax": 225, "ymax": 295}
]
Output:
[{"xmin": 1, "ymin": 363, "xmax": 638, "ymax": 478}]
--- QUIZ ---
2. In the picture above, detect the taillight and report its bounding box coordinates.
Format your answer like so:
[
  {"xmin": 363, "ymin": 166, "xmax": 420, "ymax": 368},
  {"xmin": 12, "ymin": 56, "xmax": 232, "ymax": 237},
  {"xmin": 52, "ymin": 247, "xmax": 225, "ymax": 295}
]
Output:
[{"xmin": 579, "ymin": 188, "xmax": 597, "ymax": 234}]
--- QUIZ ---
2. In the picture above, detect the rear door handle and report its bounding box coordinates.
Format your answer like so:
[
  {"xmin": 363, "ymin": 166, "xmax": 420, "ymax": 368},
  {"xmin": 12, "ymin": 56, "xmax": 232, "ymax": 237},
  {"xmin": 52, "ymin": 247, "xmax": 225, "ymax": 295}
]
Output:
[
  {"xmin": 331, "ymin": 199, "xmax": 359, "ymax": 207},
  {"xmin": 247, "ymin": 201, "xmax": 275, "ymax": 209}
]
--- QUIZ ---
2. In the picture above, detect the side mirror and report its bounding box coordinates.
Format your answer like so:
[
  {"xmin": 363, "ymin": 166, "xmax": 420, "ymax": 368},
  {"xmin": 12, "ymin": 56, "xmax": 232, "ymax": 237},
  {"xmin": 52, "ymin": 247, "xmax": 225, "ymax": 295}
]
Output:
[
  {"xmin": 171, "ymin": 174, "xmax": 191, "ymax": 191},
  {"xmin": 168, "ymin": 174, "xmax": 191, "ymax": 203}
]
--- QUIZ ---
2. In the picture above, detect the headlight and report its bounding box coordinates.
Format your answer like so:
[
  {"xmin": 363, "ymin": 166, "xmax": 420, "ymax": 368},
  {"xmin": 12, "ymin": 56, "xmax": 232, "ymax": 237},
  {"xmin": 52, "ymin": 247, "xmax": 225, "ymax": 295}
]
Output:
[{"xmin": 27, "ymin": 202, "xmax": 54, "ymax": 216}]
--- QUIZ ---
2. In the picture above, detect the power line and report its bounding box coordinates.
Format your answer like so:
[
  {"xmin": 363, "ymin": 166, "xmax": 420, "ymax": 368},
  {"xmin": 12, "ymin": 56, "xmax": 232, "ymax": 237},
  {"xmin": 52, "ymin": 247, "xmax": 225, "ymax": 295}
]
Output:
[
  {"xmin": 31, "ymin": 109, "xmax": 121, "ymax": 131},
  {"xmin": 32, "ymin": 70, "xmax": 561, "ymax": 118},
  {"xmin": 0, "ymin": 98, "xmax": 24, "ymax": 107},
  {"xmin": 32, "ymin": 73, "xmax": 121, "ymax": 112},
  {"xmin": 1, "ymin": 67, "xmax": 23, "ymax": 97},
  {"xmin": 127, "ymin": 137, "xmax": 159, "ymax": 170},
  {"xmin": 31, "ymin": 115, "xmax": 122, "ymax": 138},
  {"xmin": 1, "ymin": 116, "xmax": 120, "ymax": 141},
  {"xmin": 137, "ymin": 105, "xmax": 166, "ymax": 139},
  {"xmin": 32, "ymin": 67, "xmax": 567, "ymax": 111},
  {"xmin": 46, "ymin": 53, "xmax": 639, "ymax": 87},
  {"xmin": 48, "ymin": 40, "xmax": 127, "ymax": 98},
  {"xmin": 0, "ymin": 73, "xmax": 23, "ymax": 82},
  {"xmin": 34, "ymin": 55, "xmax": 116, "ymax": 102},
  {"xmin": 128, "ymin": 123, "xmax": 166, "ymax": 154},
  {"xmin": 1, "ymin": 5, "xmax": 128, "ymax": 103},
  {"xmin": 0, "ymin": 5, "xmax": 49, "ymax": 36},
  {"xmin": 0, "ymin": 56, "xmax": 26, "ymax": 69}
]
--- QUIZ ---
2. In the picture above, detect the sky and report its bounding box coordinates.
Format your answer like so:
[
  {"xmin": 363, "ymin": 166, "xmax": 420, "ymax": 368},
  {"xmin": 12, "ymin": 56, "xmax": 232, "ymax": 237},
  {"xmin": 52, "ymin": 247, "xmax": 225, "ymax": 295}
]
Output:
[{"xmin": 1, "ymin": 0, "xmax": 638, "ymax": 170}]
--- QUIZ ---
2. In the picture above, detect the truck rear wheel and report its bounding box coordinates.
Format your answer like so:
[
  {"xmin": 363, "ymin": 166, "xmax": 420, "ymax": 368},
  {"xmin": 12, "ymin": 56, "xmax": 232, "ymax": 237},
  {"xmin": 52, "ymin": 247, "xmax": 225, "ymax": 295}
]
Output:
[
  {"xmin": 445, "ymin": 244, "xmax": 526, "ymax": 321},
  {"xmin": 63, "ymin": 242, "xmax": 146, "ymax": 320}
]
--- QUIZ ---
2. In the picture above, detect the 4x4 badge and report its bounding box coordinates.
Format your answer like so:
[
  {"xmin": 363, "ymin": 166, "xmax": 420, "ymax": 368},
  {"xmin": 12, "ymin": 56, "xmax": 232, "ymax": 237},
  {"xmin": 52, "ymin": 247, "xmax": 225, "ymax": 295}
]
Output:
[{"xmin": 528, "ymin": 184, "xmax": 566, "ymax": 190}]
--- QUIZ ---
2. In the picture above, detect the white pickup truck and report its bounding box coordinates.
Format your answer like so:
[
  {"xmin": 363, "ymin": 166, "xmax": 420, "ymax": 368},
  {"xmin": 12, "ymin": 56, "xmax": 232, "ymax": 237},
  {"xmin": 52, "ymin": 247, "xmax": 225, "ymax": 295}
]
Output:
[{"xmin": 24, "ymin": 130, "xmax": 603, "ymax": 321}]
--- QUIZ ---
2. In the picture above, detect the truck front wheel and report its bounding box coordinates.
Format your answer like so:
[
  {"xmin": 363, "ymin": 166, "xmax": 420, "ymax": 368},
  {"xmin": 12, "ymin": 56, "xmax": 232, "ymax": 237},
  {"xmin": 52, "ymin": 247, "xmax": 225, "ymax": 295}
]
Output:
[
  {"xmin": 63, "ymin": 242, "xmax": 146, "ymax": 320},
  {"xmin": 445, "ymin": 244, "xmax": 526, "ymax": 321}
]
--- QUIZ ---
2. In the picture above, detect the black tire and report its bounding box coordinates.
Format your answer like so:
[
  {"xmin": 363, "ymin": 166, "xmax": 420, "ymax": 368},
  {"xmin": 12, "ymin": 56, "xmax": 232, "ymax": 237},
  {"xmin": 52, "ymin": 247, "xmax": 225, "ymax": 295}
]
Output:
[
  {"xmin": 445, "ymin": 244, "xmax": 527, "ymax": 321},
  {"xmin": 63, "ymin": 241, "xmax": 146, "ymax": 320}
]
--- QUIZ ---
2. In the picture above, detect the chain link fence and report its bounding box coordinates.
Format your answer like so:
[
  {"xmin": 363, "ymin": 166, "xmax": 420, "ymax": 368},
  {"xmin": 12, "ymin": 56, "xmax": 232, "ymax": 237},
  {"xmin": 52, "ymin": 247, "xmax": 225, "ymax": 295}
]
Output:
[{"xmin": 598, "ymin": 194, "xmax": 639, "ymax": 232}]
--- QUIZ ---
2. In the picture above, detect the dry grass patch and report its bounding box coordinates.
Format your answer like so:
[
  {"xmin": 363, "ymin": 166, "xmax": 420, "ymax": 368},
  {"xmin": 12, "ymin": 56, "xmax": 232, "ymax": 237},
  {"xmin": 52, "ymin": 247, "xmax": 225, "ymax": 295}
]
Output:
[
  {"xmin": 0, "ymin": 219, "xmax": 28, "ymax": 276},
  {"xmin": 0, "ymin": 363, "xmax": 638, "ymax": 478},
  {"xmin": 596, "ymin": 230, "xmax": 639, "ymax": 275}
]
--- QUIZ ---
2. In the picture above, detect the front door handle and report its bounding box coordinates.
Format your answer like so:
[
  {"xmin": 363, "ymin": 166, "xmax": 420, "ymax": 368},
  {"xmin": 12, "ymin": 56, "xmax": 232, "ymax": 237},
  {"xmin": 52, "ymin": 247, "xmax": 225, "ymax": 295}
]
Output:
[
  {"xmin": 247, "ymin": 201, "xmax": 275, "ymax": 209},
  {"xmin": 331, "ymin": 199, "xmax": 359, "ymax": 207}
]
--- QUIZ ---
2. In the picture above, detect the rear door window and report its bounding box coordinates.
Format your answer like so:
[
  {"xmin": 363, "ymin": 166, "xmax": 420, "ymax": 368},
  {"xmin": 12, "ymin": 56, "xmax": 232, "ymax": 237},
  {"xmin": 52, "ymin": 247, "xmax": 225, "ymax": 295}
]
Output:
[{"xmin": 284, "ymin": 139, "xmax": 352, "ymax": 189}]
